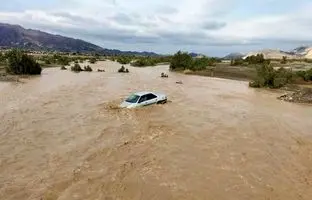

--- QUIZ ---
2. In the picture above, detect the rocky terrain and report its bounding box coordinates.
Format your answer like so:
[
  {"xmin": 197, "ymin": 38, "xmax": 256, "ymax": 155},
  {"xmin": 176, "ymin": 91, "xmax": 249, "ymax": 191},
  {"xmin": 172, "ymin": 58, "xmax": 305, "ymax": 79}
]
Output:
[{"xmin": 278, "ymin": 88, "xmax": 312, "ymax": 104}]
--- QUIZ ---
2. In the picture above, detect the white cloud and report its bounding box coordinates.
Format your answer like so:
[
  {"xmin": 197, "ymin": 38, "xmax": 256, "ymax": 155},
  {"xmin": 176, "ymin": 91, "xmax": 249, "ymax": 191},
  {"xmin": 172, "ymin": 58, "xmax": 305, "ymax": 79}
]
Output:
[{"xmin": 0, "ymin": 0, "xmax": 312, "ymax": 55}]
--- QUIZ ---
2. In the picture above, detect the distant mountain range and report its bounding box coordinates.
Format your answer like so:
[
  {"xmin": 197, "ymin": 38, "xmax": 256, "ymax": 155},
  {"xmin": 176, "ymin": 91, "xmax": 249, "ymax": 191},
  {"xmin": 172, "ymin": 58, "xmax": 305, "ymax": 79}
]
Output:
[
  {"xmin": 0, "ymin": 23, "xmax": 159, "ymax": 56},
  {"xmin": 1, "ymin": 23, "xmax": 312, "ymax": 59},
  {"xmin": 224, "ymin": 46, "xmax": 312, "ymax": 60},
  {"xmin": 223, "ymin": 52, "xmax": 245, "ymax": 60}
]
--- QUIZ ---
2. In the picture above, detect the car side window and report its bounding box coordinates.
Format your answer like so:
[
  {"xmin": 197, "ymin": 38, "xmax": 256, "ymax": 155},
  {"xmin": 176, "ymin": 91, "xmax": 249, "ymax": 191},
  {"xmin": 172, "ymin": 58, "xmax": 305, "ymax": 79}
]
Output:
[
  {"xmin": 146, "ymin": 93, "xmax": 157, "ymax": 100},
  {"xmin": 138, "ymin": 95, "xmax": 147, "ymax": 103}
]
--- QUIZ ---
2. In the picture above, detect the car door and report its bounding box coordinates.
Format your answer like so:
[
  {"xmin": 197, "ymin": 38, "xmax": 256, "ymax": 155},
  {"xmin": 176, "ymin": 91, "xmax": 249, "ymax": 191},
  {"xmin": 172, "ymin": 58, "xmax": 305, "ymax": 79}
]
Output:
[
  {"xmin": 138, "ymin": 95, "xmax": 148, "ymax": 106},
  {"xmin": 137, "ymin": 94, "xmax": 157, "ymax": 106},
  {"xmin": 145, "ymin": 93, "xmax": 158, "ymax": 105}
]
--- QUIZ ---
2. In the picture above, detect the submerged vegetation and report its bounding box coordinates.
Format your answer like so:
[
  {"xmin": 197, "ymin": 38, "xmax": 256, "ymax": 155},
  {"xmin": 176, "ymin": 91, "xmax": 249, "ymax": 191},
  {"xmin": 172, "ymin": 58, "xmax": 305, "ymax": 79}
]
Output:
[
  {"xmin": 84, "ymin": 65, "xmax": 93, "ymax": 72},
  {"xmin": 70, "ymin": 64, "xmax": 94, "ymax": 72},
  {"xmin": 118, "ymin": 65, "xmax": 129, "ymax": 73},
  {"xmin": 71, "ymin": 63, "xmax": 83, "ymax": 72}
]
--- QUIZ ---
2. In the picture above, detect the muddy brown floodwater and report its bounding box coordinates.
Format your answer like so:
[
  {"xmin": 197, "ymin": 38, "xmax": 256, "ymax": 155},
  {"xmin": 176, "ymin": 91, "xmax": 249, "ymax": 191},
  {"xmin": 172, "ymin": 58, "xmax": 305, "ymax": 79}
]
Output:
[{"xmin": 0, "ymin": 61, "xmax": 312, "ymax": 200}]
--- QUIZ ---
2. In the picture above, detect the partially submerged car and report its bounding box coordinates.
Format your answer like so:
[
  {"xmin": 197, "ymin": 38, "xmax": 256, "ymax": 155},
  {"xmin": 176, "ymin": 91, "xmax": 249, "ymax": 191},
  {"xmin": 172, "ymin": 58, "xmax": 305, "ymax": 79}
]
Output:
[{"xmin": 120, "ymin": 91, "xmax": 167, "ymax": 108}]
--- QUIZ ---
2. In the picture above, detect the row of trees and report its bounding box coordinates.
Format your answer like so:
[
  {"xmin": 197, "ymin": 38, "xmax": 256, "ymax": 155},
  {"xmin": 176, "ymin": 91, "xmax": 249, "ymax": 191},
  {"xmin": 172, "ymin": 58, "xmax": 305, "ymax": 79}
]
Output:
[
  {"xmin": 169, "ymin": 51, "xmax": 221, "ymax": 71},
  {"xmin": 231, "ymin": 54, "xmax": 312, "ymax": 66},
  {"xmin": 131, "ymin": 56, "xmax": 172, "ymax": 67},
  {"xmin": 115, "ymin": 55, "xmax": 172, "ymax": 67},
  {"xmin": 41, "ymin": 54, "xmax": 98, "ymax": 66},
  {"xmin": 231, "ymin": 54, "xmax": 269, "ymax": 66}
]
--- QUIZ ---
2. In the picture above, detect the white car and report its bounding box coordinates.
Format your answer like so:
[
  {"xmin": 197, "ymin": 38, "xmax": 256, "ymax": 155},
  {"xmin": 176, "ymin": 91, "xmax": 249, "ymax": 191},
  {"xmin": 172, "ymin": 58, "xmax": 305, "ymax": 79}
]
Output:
[{"xmin": 120, "ymin": 91, "xmax": 167, "ymax": 108}]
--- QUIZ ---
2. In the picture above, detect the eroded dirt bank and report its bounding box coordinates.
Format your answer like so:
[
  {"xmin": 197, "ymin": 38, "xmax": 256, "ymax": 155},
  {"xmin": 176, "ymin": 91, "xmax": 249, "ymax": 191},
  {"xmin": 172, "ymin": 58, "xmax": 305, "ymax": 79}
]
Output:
[{"xmin": 0, "ymin": 61, "xmax": 312, "ymax": 200}]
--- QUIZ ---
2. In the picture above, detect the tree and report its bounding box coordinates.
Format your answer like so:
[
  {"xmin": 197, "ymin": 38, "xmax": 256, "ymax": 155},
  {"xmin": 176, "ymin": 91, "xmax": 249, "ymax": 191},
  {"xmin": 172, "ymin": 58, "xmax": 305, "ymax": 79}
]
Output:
[
  {"xmin": 170, "ymin": 51, "xmax": 192, "ymax": 71},
  {"xmin": 281, "ymin": 56, "xmax": 287, "ymax": 64},
  {"xmin": 5, "ymin": 49, "xmax": 42, "ymax": 75},
  {"xmin": 190, "ymin": 57, "xmax": 214, "ymax": 71},
  {"xmin": 245, "ymin": 54, "xmax": 266, "ymax": 65},
  {"xmin": 249, "ymin": 63, "xmax": 293, "ymax": 88}
]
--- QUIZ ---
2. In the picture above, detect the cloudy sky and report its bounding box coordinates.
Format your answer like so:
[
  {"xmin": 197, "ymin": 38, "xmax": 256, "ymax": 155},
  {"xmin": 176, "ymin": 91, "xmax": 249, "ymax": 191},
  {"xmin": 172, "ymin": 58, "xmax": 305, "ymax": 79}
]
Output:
[{"xmin": 0, "ymin": 0, "xmax": 312, "ymax": 56}]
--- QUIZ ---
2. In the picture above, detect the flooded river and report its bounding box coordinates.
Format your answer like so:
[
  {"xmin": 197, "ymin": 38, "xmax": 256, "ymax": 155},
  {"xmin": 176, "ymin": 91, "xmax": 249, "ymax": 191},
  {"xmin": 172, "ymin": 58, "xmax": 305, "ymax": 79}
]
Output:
[{"xmin": 0, "ymin": 61, "xmax": 312, "ymax": 200}]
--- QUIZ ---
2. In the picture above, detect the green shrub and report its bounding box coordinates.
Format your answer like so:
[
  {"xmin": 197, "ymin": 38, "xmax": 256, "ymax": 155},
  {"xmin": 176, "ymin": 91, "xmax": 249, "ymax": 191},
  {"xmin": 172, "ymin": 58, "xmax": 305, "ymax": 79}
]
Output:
[
  {"xmin": 170, "ymin": 51, "xmax": 221, "ymax": 71},
  {"xmin": 295, "ymin": 69, "xmax": 312, "ymax": 81},
  {"xmin": 230, "ymin": 58, "xmax": 245, "ymax": 66},
  {"xmin": 5, "ymin": 49, "xmax": 42, "ymax": 75},
  {"xmin": 304, "ymin": 59, "xmax": 312, "ymax": 63},
  {"xmin": 89, "ymin": 57, "xmax": 97, "ymax": 64},
  {"xmin": 280, "ymin": 56, "xmax": 287, "ymax": 64},
  {"xmin": 190, "ymin": 57, "xmax": 213, "ymax": 71},
  {"xmin": 84, "ymin": 65, "xmax": 93, "ymax": 72},
  {"xmin": 131, "ymin": 56, "xmax": 172, "ymax": 67},
  {"xmin": 45, "ymin": 59, "xmax": 51, "ymax": 64},
  {"xmin": 306, "ymin": 68, "xmax": 312, "ymax": 81},
  {"xmin": 0, "ymin": 52, "xmax": 6, "ymax": 62},
  {"xmin": 296, "ymin": 70, "xmax": 307, "ymax": 80},
  {"xmin": 131, "ymin": 58, "xmax": 156, "ymax": 67},
  {"xmin": 249, "ymin": 64, "xmax": 293, "ymax": 88},
  {"xmin": 170, "ymin": 51, "xmax": 192, "ymax": 71},
  {"xmin": 118, "ymin": 65, "xmax": 129, "ymax": 73},
  {"xmin": 71, "ymin": 63, "xmax": 83, "ymax": 72},
  {"xmin": 117, "ymin": 56, "xmax": 132, "ymax": 64},
  {"xmin": 245, "ymin": 54, "xmax": 266, "ymax": 64}
]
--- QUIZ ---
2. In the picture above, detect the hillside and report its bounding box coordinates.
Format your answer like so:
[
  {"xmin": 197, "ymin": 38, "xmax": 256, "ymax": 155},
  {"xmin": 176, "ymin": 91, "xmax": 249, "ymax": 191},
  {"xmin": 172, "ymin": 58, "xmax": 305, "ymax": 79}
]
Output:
[
  {"xmin": 242, "ymin": 47, "xmax": 312, "ymax": 60},
  {"xmin": 292, "ymin": 46, "xmax": 312, "ymax": 59},
  {"xmin": 0, "ymin": 23, "xmax": 159, "ymax": 56},
  {"xmin": 223, "ymin": 52, "xmax": 244, "ymax": 60}
]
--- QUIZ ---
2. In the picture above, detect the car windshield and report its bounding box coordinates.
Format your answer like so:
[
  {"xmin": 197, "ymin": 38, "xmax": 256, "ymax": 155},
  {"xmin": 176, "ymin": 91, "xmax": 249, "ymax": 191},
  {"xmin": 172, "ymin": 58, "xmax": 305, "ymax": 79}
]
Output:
[{"xmin": 125, "ymin": 94, "xmax": 140, "ymax": 103}]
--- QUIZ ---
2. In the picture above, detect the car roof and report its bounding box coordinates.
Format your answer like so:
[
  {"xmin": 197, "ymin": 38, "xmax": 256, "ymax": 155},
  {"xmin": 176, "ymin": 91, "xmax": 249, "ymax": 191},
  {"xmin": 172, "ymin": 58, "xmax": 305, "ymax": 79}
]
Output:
[{"xmin": 133, "ymin": 91, "xmax": 154, "ymax": 96}]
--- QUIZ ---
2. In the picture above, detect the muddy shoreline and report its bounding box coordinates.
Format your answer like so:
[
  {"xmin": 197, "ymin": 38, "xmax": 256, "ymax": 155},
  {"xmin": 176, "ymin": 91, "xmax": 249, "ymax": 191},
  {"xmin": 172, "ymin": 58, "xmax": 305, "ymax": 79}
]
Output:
[{"xmin": 172, "ymin": 69, "xmax": 312, "ymax": 104}]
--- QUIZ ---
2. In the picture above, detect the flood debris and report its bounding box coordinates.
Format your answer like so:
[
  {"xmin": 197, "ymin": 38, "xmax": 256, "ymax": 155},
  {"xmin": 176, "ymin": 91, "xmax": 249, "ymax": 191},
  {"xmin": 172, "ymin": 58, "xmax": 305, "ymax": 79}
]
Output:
[
  {"xmin": 176, "ymin": 81, "xmax": 183, "ymax": 84},
  {"xmin": 278, "ymin": 88, "xmax": 312, "ymax": 104},
  {"xmin": 97, "ymin": 69, "xmax": 105, "ymax": 72},
  {"xmin": 161, "ymin": 72, "xmax": 168, "ymax": 78}
]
